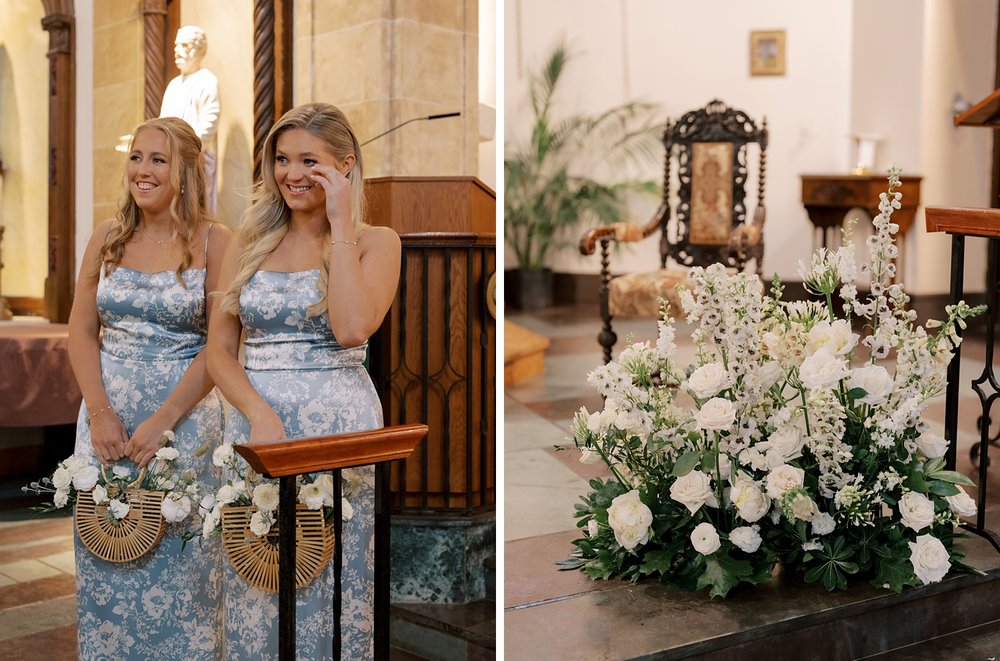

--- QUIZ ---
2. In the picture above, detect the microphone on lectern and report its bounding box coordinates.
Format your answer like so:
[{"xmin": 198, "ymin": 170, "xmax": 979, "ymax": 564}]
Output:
[{"xmin": 359, "ymin": 112, "xmax": 461, "ymax": 147}]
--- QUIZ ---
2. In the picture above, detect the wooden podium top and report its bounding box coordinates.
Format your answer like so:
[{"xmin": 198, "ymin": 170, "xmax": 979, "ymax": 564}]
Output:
[
  {"xmin": 953, "ymin": 89, "xmax": 1000, "ymax": 127},
  {"xmin": 366, "ymin": 176, "xmax": 496, "ymax": 236}
]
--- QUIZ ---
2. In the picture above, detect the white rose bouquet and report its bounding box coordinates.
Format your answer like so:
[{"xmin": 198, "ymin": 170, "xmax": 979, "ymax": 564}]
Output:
[{"xmin": 563, "ymin": 170, "xmax": 984, "ymax": 597}]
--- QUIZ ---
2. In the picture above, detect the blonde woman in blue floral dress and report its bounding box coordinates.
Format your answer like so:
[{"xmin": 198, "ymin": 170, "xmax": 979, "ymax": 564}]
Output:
[
  {"xmin": 207, "ymin": 103, "xmax": 400, "ymax": 660},
  {"xmin": 68, "ymin": 117, "xmax": 232, "ymax": 660}
]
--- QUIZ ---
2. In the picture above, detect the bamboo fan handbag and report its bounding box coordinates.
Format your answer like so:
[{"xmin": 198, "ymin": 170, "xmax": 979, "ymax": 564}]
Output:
[
  {"xmin": 75, "ymin": 466, "xmax": 167, "ymax": 563},
  {"xmin": 221, "ymin": 503, "xmax": 334, "ymax": 592}
]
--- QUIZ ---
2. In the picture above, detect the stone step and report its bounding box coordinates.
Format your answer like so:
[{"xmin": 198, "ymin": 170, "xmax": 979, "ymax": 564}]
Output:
[
  {"xmin": 865, "ymin": 618, "xmax": 1000, "ymax": 659},
  {"xmin": 505, "ymin": 529, "xmax": 1000, "ymax": 660},
  {"xmin": 391, "ymin": 600, "xmax": 495, "ymax": 661}
]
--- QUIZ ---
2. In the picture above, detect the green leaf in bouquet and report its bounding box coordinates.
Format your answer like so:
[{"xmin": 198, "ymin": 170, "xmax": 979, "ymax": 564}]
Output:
[
  {"xmin": 671, "ymin": 451, "xmax": 701, "ymax": 477},
  {"xmin": 923, "ymin": 457, "xmax": 946, "ymax": 474},
  {"xmin": 907, "ymin": 471, "xmax": 929, "ymax": 494},
  {"xmin": 925, "ymin": 480, "xmax": 960, "ymax": 497},
  {"xmin": 804, "ymin": 537, "xmax": 860, "ymax": 591},
  {"xmin": 845, "ymin": 387, "xmax": 868, "ymax": 402},
  {"xmin": 924, "ymin": 469, "xmax": 975, "ymax": 487},
  {"xmin": 697, "ymin": 550, "xmax": 756, "ymax": 599},
  {"xmin": 639, "ymin": 546, "xmax": 680, "ymax": 577},
  {"xmin": 871, "ymin": 554, "xmax": 914, "ymax": 593}
]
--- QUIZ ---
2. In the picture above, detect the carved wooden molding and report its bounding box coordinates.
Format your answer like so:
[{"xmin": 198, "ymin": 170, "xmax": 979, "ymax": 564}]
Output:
[
  {"xmin": 253, "ymin": 0, "xmax": 276, "ymax": 180},
  {"xmin": 142, "ymin": 0, "xmax": 170, "ymax": 119}
]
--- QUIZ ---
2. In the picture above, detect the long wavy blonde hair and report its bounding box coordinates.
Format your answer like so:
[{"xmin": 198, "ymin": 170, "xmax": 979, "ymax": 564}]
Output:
[
  {"xmin": 94, "ymin": 117, "xmax": 208, "ymax": 284},
  {"xmin": 218, "ymin": 103, "xmax": 367, "ymax": 317}
]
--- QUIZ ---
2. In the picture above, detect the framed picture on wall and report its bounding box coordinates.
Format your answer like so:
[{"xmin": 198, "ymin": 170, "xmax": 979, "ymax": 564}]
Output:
[{"xmin": 750, "ymin": 30, "xmax": 785, "ymax": 76}]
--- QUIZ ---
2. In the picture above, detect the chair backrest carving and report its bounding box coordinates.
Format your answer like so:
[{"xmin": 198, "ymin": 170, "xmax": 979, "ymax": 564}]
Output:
[{"xmin": 659, "ymin": 99, "xmax": 767, "ymax": 271}]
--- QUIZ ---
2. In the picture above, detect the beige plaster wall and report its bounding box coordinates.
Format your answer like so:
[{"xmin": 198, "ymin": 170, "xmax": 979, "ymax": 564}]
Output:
[
  {"xmin": 92, "ymin": 0, "xmax": 144, "ymax": 229},
  {"xmin": 295, "ymin": 0, "xmax": 480, "ymax": 181},
  {"xmin": 177, "ymin": 4, "xmax": 255, "ymax": 230},
  {"xmin": 0, "ymin": 0, "xmax": 49, "ymax": 297}
]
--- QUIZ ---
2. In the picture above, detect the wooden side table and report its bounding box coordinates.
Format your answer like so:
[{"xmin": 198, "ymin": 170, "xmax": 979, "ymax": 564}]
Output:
[{"xmin": 801, "ymin": 174, "xmax": 922, "ymax": 249}]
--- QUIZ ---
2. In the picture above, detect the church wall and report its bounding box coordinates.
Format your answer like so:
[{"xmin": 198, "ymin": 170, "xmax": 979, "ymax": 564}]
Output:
[
  {"xmin": 0, "ymin": 0, "xmax": 50, "ymax": 298},
  {"xmin": 178, "ymin": 3, "xmax": 255, "ymax": 230}
]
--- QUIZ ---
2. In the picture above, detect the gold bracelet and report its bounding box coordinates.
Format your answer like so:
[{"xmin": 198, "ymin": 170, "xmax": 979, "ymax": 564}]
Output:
[
  {"xmin": 86, "ymin": 405, "xmax": 111, "ymax": 426},
  {"xmin": 330, "ymin": 238, "xmax": 359, "ymax": 246}
]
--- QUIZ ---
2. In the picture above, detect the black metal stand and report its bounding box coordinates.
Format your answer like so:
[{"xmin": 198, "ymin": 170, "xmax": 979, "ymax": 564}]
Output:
[{"xmin": 278, "ymin": 475, "xmax": 297, "ymax": 660}]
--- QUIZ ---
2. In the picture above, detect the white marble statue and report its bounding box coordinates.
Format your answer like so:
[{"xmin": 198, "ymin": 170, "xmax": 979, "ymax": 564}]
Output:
[{"xmin": 160, "ymin": 26, "xmax": 220, "ymax": 213}]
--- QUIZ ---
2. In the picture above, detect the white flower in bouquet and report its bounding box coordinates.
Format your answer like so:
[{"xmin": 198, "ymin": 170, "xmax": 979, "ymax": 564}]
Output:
[
  {"xmin": 313, "ymin": 474, "xmax": 335, "ymax": 507},
  {"xmin": 915, "ymin": 432, "xmax": 948, "ymax": 459},
  {"xmin": 91, "ymin": 484, "xmax": 108, "ymax": 505},
  {"xmin": 670, "ymin": 470, "xmax": 719, "ymax": 514},
  {"xmin": 72, "ymin": 465, "xmax": 100, "ymax": 491},
  {"xmin": 108, "ymin": 499, "xmax": 130, "ymax": 520},
  {"xmin": 111, "ymin": 465, "xmax": 132, "ymax": 479},
  {"xmin": 847, "ymin": 364, "xmax": 894, "ymax": 406},
  {"xmin": 686, "ymin": 363, "xmax": 733, "ymax": 399},
  {"xmin": 766, "ymin": 425, "xmax": 805, "ymax": 464},
  {"xmin": 53, "ymin": 488, "xmax": 70, "ymax": 508},
  {"xmin": 607, "ymin": 490, "xmax": 653, "ymax": 551},
  {"xmin": 811, "ymin": 511, "xmax": 836, "ymax": 536},
  {"xmin": 252, "ymin": 483, "xmax": 280, "ymax": 513},
  {"xmin": 807, "ymin": 319, "xmax": 858, "ymax": 356},
  {"xmin": 898, "ymin": 491, "xmax": 935, "ymax": 531},
  {"xmin": 51, "ymin": 467, "xmax": 72, "ymax": 490},
  {"xmin": 216, "ymin": 483, "xmax": 240, "ymax": 505},
  {"xmin": 695, "ymin": 397, "xmax": 736, "ymax": 431},
  {"xmin": 798, "ymin": 348, "xmax": 849, "ymax": 391},
  {"xmin": 765, "ymin": 464, "xmax": 805, "ymax": 499},
  {"xmin": 160, "ymin": 430, "xmax": 176, "ymax": 443},
  {"xmin": 690, "ymin": 522, "xmax": 721, "ymax": 556},
  {"xmin": 341, "ymin": 497, "xmax": 354, "ymax": 521},
  {"xmin": 155, "ymin": 447, "xmax": 180, "ymax": 461},
  {"xmin": 729, "ymin": 525, "xmax": 762, "ymax": 553},
  {"xmin": 730, "ymin": 477, "xmax": 770, "ymax": 523},
  {"xmin": 587, "ymin": 519, "xmax": 599, "ymax": 537},
  {"xmin": 298, "ymin": 483, "xmax": 325, "ymax": 511},
  {"xmin": 785, "ymin": 490, "xmax": 819, "ymax": 522},
  {"xmin": 753, "ymin": 361, "xmax": 785, "ymax": 391},
  {"xmin": 202, "ymin": 505, "xmax": 221, "ymax": 537},
  {"xmin": 579, "ymin": 447, "xmax": 601, "ymax": 464},
  {"xmin": 161, "ymin": 494, "xmax": 192, "ymax": 523},
  {"xmin": 908, "ymin": 534, "xmax": 950, "ymax": 584},
  {"xmin": 212, "ymin": 443, "xmax": 234, "ymax": 468},
  {"xmin": 944, "ymin": 490, "xmax": 977, "ymax": 518},
  {"xmin": 62, "ymin": 455, "xmax": 86, "ymax": 473},
  {"xmin": 199, "ymin": 494, "xmax": 216, "ymax": 515},
  {"xmin": 249, "ymin": 511, "xmax": 272, "ymax": 537}
]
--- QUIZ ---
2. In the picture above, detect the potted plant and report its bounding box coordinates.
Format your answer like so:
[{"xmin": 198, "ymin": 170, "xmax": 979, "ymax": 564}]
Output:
[{"xmin": 504, "ymin": 42, "xmax": 662, "ymax": 309}]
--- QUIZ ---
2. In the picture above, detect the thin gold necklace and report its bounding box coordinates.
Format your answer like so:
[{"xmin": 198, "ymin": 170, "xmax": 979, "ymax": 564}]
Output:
[{"xmin": 138, "ymin": 229, "xmax": 172, "ymax": 245}]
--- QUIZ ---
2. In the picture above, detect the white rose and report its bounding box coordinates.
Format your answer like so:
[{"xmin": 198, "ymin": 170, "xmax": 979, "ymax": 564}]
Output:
[
  {"xmin": 216, "ymin": 484, "xmax": 239, "ymax": 505},
  {"xmin": 730, "ymin": 478, "xmax": 770, "ymax": 523},
  {"xmin": 91, "ymin": 484, "xmax": 108, "ymax": 505},
  {"xmin": 908, "ymin": 534, "xmax": 950, "ymax": 585},
  {"xmin": 915, "ymin": 432, "xmax": 949, "ymax": 459},
  {"xmin": 945, "ymin": 491, "xmax": 977, "ymax": 518},
  {"xmin": 687, "ymin": 363, "xmax": 733, "ymax": 399},
  {"xmin": 607, "ymin": 490, "xmax": 653, "ymax": 551},
  {"xmin": 298, "ymin": 483, "xmax": 325, "ymax": 510},
  {"xmin": 579, "ymin": 448, "xmax": 602, "ymax": 465},
  {"xmin": 669, "ymin": 470, "xmax": 718, "ymax": 514},
  {"xmin": 729, "ymin": 526, "xmax": 762, "ymax": 553},
  {"xmin": 756, "ymin": 361, "xmax": 785, "ymax": 390},
  {"xmin": 160, "ymin": 430, "xmax": 176, "ymax": 443},
  {"xmin": 249, "ymin": 511, "xmax": 271, "ymax": 537},
  {"xmin": 199, "ymin": 494, "xmax": 217, "ymax": 514},
  {"xmin": 765, "ymin": 464, "xmax": 805, "ymax": 499},
  {"xmin": 72, "ymin": 465, "xmax": 100, "ymax": 491},
  {"xmin": 112, "ymin": 465, "xmax": 132, "ymax": 479},
  {"xmin": 108, "ymin": 499, "xmax": 130, "ymax": 520},
  {"xmin": 161, "ymin": 495, "xmax": 192, "ymax": 523},
  {"xmin": 252, "ymin": 483, "xmax": 280, "ymax": 513},
  {"xmin": 811, "ymin": 511, "xmax": 836, "ymax": 535},
  {"xmin": 62, "ymin": 455, "xmax": 86, "ymax": 473},
  {"xmin": 807, "ymin": 319, "xmax": 858, "ymax": 356},
  {"xmin": 341, "ymin": 497, "xmax": 354, "ymax": 521},
  {"xmin": 788, "ymin": 492, "xmax": 819, "ymax": 521},
  {"xmin": 847, "ymin": 364, "xmax": 894, "ymax": 406},
  {"xmin": 690, "ymin": 522, "xmax": 721, "ymax": 555},
  {"xmin": 53, "ymin": 488, "xmax": 70, "ymax": 508},
  {"xmin": 587, "ymin": 519, "xmax": 599, "ymax": 537},
  {"xmin": 51, "ymin": 467, "xmax": 72, "ymax": 490},
  {"xmin": 768, "ymin": 426, "xmax": 804, "ymax": 462},
  {"xmin": 798, "ymin": 348, "xmax": 849, "ymax": 390},
  {"xmin": 695, "ymin": 397, "xmax": 737, "ymax": 431},
  {"xmin": 313, "ymin": 474, "xmax": 335, "ymax": 507},
  {"xmin": 202, "ymin": 509, "xmax": 220, "ymax": 537},
  {"xmin": 898, "ymin": 491, "xmax": 935, "ymax": 531},
  {"xmin": 155, "ymin": 447, "xmax": 180, "ymax": 461},
  {"xmin": 212, "ymin": 444, "xmax": 234, "ymax": 467}
]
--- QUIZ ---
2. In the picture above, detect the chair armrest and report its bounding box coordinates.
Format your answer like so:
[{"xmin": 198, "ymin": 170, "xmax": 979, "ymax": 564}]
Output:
[{"xmin": 579, "ymin": 222, "xmax": 644, "ymax": 256}]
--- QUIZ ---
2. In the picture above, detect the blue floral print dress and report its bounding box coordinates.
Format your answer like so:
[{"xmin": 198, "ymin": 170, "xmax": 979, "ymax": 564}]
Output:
[
  {"xmin": 73, "ymin": 266, "xmax": 224, "ymax": 660},
  {"xmin": 222, "ymin": 269, "xmax": 379, "ymax": 660}
]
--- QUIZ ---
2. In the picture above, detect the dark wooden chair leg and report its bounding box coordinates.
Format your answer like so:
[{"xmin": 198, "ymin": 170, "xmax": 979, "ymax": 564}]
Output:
[
  {"xmin": 279, "ymin": 475, "xmax": 297, "ymax": 661},
  {"xmin": 598, "ymin": 239, "xmax": 616, "ymax": 364}
]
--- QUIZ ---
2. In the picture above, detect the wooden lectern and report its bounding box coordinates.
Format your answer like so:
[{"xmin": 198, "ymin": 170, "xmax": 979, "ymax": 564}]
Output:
[
  {"xmin": 235, "ymin": 423, "xmax": 428, "ymax": 661},
  {"xmin": 366, "ymin": 177, "xmax": 496, "ymax": 513}
]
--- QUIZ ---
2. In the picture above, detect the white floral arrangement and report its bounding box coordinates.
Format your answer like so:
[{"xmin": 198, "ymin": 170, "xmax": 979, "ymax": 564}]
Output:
[
  {"xmin": 23, "ymin": 431, "xmax": 202, "ymax": 525},
  {"xmin": 562, "ymin": 169, "xmax": 984, "ymax": 597},
  {"xmin": 198, "ymin": 442, "xmax": 357, "ymax": 541}
]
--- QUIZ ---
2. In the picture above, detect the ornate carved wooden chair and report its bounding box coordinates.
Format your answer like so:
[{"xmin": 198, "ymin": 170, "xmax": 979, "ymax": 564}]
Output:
[{"xmin": 579, "ymin": 99, "xmax": 768, "ymax": 363}]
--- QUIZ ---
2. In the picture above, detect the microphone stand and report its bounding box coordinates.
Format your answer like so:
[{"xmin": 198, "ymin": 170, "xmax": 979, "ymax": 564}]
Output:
[{"xmin": 360, "ymin": 112, "xmax": 461, "ymax": 147}]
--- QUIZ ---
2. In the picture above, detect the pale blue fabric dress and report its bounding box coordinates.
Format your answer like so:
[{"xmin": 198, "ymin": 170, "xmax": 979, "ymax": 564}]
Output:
[
  {"xmin": 222, "ymin": 269, "xmax": 379, "ymax": 660},
  {"xmin": 73, "ymin": 266, "xmax": 224, "ymax": 660}
]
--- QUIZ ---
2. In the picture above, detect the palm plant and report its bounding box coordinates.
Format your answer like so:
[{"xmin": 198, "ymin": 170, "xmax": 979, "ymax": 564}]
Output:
[{"xmin": 505, "ymin": 42, "xmax": 663, "ymax": 275}]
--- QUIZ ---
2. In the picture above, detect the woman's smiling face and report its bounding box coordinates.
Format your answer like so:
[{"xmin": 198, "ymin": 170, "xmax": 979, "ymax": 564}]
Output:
[
  {"xmin": 273, "ymin": 128, "xmax": 343, "ymax": 214},
  {"xmin": 127, "ymin": 128, "xmax": 175, "ymax": 216}
]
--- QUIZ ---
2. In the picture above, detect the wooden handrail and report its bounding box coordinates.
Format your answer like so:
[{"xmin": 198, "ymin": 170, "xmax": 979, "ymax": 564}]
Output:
[
  {"xmin": 233, "ymin": 423, "xmax": 429, "ymax": 477},
  {"xmin": 925, "ymin": 206, "xmax": 1000, "ymax": 238}
]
